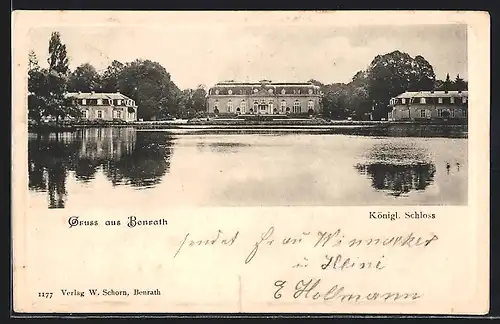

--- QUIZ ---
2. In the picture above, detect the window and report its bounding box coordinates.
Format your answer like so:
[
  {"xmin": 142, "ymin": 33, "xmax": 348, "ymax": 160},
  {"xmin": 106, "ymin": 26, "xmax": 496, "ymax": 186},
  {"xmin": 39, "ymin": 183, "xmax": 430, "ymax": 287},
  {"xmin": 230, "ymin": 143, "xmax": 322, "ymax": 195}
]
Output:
[
  {"xmin": 240, "ymin": 100, "xmax": 246, "ymax": 112},
  {"xmin": 82, "ymin": 99, "xmax": 87, "ymax": 105},
  {"xmin": 450, "ymin": 97, "xmax": 455, "ymax": 104},
  {"xmin": 228, "ymin": 90, "xmax": 232, "ymax": 95},
  {"xmin": 293, "ymin": 101, "xmax": 301, "ymax": 113},
  {"xmin": 109, "ymin": 99, "xmax": 114, "ymax": 105},
  {"xmin": 268, "ymin": 89, "xmax": 273, "ymax": 94},
  {"xmin": 269, "ymin": 100, "xmax": 274, "ymax": 111},
  {"xmin": 117, "ymin": 99, "xmax": 122, "ymax": 105},
  {"xmin": 214, "ymin": 100, "xmax": 219, "ymax": 110},
  {"xmin": 82, "ymin": 110, "xmax": 88, "ymax": 119},
  {"xmin": 462, "ymin": 97, "xmax": 467, "ymax": 104},
  {"xmin": 452, "ymin": 109, "xmax": 458, "ymax": 118},
  {"xmin": 215, "ymin": 90, "xmax": 219, "ymax": 95},
  {"xmin": 463, "ymin": 110, "xmax": 467, "ymax": 118},
  {"xmin": 254, "ymin": 89, "xmax": 258, "ymax": 93},
  {"xmin": 253, "ymin": 101, "xmax": 258, "ymax": 111},
  {"xmin": 116, "ymin": 110, "xmax": 122, "ymax": 119},
  {"xmin": 97, "ymin": 99, "xmax": 103, "ymax": 105},
  {"xmin": 308, "ymin": 89, "xmax": 313, "ymax": 94},
  {"xmin": 308, "ymin": 100, "xmax": 314, "ymax": 110},
  {"xmin": 420, "ymin": 109, "xmax": 426, "ymax": 118},
  {"xmin": 128, "ymin": 111, "xmax": 134, "ymax": 120},
  {"xmin": 401, "ymin": 98, "xmax": 406, "ymax": 104},
  {"xmin": 420, "ymin": 97, "xmax": 426, "ymax": 104},
  {"xmin": 281, "ymin": 89, "xmax": 286, "ymax": 94},
  {"xmin": 438, "ymin": 97, "xmax": 443, "ymax": 104},
  {"xmin": 97, "ymin": 110, "xmax": 103, "ymax": 119},
  {"xmin": 227, "ymin": 100, "xmax": 233, "ymax": 112},
  {"xmin": 437, "ymin": 109, "xmax": 443, "ymax": 118},
  {"xmin": 280, "ymin": 100, "xmax": 286, "ymax": 111}
]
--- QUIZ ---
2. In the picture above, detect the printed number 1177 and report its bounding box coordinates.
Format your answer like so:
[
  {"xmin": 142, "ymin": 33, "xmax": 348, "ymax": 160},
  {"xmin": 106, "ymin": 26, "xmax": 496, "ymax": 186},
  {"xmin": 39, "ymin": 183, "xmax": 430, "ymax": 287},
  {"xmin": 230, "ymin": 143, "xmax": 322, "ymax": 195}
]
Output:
[{"xmin": 38, "ymin": 292, "xmax": 53, "ymax": 299}]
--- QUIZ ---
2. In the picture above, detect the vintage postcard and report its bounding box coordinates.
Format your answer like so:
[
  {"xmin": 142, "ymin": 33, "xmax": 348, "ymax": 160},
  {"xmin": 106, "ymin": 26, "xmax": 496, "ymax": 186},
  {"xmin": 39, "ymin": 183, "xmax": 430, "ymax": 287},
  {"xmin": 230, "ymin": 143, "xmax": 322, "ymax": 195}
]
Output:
[{"xmin": 12, "ymin": 11, "xmax": 490, "ymax": 314}]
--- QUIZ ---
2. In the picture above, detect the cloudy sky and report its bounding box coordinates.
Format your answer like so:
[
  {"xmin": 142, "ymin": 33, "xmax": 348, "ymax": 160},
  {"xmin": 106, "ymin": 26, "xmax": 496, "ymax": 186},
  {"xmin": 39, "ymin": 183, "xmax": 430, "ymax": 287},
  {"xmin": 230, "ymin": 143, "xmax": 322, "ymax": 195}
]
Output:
[{"xmin": 26, "ymin": 12, "xmax": 467, "ymax": 89}]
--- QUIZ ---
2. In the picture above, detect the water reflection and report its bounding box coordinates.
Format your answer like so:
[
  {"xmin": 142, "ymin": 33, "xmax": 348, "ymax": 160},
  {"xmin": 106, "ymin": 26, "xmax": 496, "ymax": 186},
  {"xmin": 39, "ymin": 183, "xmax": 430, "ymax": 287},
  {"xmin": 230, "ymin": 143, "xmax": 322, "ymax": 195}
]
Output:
[
  {"xmin": 355, "ymin": 162, "xmax": 436, "ymax": 197},
  {"xmin": 355, "ymin": 142, "xmax": 437, "ymax": 197},
  {"xmin": 28, "ymin": 128, "xmax": 174, "ymax": 208}
]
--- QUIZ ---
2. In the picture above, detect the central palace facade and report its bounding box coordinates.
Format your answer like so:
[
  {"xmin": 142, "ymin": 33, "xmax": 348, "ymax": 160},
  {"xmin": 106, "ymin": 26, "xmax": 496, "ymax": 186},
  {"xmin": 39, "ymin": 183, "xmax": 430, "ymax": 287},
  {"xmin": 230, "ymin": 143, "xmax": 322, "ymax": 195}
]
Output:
[{"xmin": 207, "ymin": 80, "xmax": 322, "ymax": 115}]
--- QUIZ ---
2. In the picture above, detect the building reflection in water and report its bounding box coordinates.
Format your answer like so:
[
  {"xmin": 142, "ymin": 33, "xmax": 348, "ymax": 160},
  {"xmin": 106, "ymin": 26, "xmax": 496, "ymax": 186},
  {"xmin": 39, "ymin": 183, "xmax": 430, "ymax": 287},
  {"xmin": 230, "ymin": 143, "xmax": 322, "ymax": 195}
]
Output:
[
  {"xmin": 28, "ymin": 128, "xmax": 174, "ymax": 208},
  {"xmin": 354, "ymin": 142, "xmax": 437, "ymax": 197}
]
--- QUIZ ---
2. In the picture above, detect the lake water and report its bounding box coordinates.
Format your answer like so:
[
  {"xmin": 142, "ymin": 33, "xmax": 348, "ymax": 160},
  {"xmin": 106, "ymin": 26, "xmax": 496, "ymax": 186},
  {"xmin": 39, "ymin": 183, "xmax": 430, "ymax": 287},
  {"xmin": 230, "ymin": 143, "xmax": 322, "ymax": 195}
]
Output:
[{"xmin": 28, "ymin": 127, "xmax": 468, "ymax": 209}]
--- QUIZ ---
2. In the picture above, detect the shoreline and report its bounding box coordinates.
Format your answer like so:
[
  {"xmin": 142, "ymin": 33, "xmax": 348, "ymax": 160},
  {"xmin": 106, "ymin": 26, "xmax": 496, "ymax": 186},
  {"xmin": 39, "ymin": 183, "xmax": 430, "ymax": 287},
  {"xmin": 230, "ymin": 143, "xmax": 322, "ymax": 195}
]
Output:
[{"xmin": 28, "ymin": 119, "xmax": 468, "ymax": 132}]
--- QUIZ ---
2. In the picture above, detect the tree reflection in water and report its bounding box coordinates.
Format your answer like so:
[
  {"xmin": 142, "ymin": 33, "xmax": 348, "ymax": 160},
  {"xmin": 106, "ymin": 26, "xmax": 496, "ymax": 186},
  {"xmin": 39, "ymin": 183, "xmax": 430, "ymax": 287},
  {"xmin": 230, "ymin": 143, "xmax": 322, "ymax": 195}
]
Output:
[
  {"xmin": 28, "ymin": 128, "xmax": 174, "ymax": 208},
  {"xmin": 354, "ymin": 142, "xmax": 436, "ymax": 197}
]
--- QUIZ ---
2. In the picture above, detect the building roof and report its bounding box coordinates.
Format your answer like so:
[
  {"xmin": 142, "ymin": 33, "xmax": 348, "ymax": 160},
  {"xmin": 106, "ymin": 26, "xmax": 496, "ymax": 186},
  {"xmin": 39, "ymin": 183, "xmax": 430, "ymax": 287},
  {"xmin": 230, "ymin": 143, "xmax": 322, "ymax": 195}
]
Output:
[
  {"xmin": 66, "ymin": 92, "xmax": 134, "ymax": 101},
  {"xmin": 209, "ymin": 81, "xmax": 320, "ymax": 96},
  {"xmin": 395, "ymin": 90, "xmax": 468, "ymax": 99}
]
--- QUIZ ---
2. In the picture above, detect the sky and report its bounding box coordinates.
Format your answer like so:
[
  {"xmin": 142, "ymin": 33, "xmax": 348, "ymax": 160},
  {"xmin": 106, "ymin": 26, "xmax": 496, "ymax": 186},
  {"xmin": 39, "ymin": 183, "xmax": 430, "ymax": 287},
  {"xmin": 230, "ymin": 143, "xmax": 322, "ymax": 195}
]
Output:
[{"xmin": 26, "ymin": 13, "xmax": 468, "ymax": 90}]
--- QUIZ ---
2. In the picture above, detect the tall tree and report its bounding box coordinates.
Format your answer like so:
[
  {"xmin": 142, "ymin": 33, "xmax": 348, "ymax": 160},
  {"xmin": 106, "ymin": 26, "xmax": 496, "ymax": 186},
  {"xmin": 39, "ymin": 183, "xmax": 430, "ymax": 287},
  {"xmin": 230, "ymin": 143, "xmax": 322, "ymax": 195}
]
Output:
[
  {"xmin": 47, "ymin": 32, "xmax": 69, "ymax": 75},
  {"xmin": 68, "ymin": 63, "xmax": 101, "ymax": 92},
  {"xmin": 100, "ymin": 60, "xmax": 124, "ymax": 92},
  {"xmin": 454, "ymin": 74, "xmax": 467, "ymax": 91},
  {"xmin": 117, "ymin": 59, "xmax": 174, "ymax": 120},
  {"xmin": 442, "ymin": 73, "xmax": 452, "ymax": 92},
  {"xmin": 366, "ymin": 50, "xmax": 437, "ymax": 119},
  {"xmin": 28, "ymin": 51, "xmax": 47, "ymax": 124},
  {"xmin": 44, "ymin": 32, "xmax": 79, "ymax": 122}
]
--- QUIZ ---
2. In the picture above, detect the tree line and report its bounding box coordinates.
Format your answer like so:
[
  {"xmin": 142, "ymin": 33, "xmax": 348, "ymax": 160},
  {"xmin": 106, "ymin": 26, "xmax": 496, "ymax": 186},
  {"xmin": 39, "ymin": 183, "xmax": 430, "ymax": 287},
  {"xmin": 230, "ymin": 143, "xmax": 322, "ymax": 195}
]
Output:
[
  {"xmin": 28, "ymin": 31, "xmax": 207, "ymax": 124},
  {"xmin": 310, "ymin": 50, "xmax": 468, "ymax": 120},
  {"xmin": 29, "ymin": 32, "xmax": 468, "ymax": 123}
]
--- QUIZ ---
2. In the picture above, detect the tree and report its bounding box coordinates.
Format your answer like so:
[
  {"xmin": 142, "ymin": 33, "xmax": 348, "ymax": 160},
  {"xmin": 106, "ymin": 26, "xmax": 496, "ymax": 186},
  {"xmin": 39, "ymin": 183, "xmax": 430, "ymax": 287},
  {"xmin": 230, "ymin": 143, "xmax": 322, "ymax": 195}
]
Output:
[
  {"xmin": 117, "ymin": 59, "xmax": 175, "ymax": 120},
  {"xmin": 100, "ymin": 60, "xmax": 124, "ymax": 92},
  {"xmin": 192, "ymin": 85, "xmax": 207, "ymax": 113},
  {"xmin": 68, "ymin": 63, "xmax": 102, "ymax": 92},
  {"xmin": 366, "ymin": 50, "xmax": 436, "ymax": 119},
  {"xmin": 44, "ymin": 31, "xmax": 79, "ymax": 123},
  {"xmin": 454, "ymin": 74, "xmax": 467, "ymax": 91},
  {"xmin": 47, "ymin": 32, "xmax": 69, "ymax": 75},
  {"xmin": 28, "ymin": 51, "xmax": 46, "ymax": 124},
  {"xmin": 442, "ymin": 73, "xmax": 452, "ymax": 92}
]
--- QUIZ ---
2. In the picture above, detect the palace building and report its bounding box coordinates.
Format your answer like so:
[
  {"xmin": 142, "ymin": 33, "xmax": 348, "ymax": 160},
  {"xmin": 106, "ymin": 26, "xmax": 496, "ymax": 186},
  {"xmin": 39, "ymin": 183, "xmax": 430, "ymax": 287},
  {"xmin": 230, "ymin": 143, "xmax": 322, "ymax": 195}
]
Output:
[
  {"xmin": 388, "ymin": 90, "xmax": 468, "ymax": 121},
  {"xmin": 207, "ymin": 80, "xmax": 321, "ymax": 115},
  {"xmin": 66, "ymin": 91, "xmax": 138, "ymax": 122}
]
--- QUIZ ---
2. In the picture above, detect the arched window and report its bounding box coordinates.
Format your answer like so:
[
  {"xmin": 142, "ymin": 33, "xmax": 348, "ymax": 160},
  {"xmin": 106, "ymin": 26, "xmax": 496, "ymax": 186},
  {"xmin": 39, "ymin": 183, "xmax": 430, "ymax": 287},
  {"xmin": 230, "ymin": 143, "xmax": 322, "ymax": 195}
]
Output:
[
  {"xmin": 240, "ymin": 100, "xmax": 246, "ymax": 113},
  {"xmin": 308, "ymin": 100, "xmax": 314, "ymax": 110},
  {"xmin": 293, "ymin": 101, "xmax": 301, "ymax": 113},
  {"xmin": 269, "ymin": 100, "xmax": 274, "ymax": 112},
  {"xmin": 213, "ymin": 100, "xmax": 219, "ymax": 112},
  {"xmin": 281, "ymin": 89, "xmax": 286, "ymax": 94},
  {"xmin": 280, "ymin": 100, "xmax": 286, "ymax": 112},
  {"xmin": 253, "ymin": 101, "xmax": 258, "ymax": 112},
  {"xmin": 227, "ymin": 100, "xmax": 233, "ymax": 112}
]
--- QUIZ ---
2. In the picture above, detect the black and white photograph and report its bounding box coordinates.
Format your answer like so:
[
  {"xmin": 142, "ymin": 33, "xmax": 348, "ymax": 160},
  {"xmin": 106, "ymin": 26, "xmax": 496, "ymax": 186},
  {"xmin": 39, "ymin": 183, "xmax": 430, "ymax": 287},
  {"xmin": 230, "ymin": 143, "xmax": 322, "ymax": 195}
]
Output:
[
  {"xmin": 13, "ymin": 11, "xmax": 491, "ymax": 316},
  {"xmin": 26, "ymin": 13, "xmax": 468, "ymax": 209}
]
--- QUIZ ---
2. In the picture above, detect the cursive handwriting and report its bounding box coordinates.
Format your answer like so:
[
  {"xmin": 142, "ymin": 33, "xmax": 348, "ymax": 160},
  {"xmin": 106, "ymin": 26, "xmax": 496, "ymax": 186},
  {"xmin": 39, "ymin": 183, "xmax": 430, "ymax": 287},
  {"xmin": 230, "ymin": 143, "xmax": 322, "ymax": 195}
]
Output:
[
  {"xmin": 321, "ymin": 254, "xmax": 386, "ymax": 271},
  {"xmin": 244, "ymin": 226, "xmax": 275, "ymax": 264},
  {"xmin": 173, "ymin": 230, "xmax": 239, "ymax": 258},
  {"xmin": 273, "ymin": 278, "xmax": 423, "ymax": 303}
]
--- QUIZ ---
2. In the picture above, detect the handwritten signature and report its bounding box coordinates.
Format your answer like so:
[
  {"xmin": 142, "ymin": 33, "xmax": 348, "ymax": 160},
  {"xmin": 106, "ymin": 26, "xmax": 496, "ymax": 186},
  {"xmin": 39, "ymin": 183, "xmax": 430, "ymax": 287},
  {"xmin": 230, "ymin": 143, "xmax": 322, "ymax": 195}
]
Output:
[{"xmin": 273, "ymin": 278, "xmax": 423, "ymax": 303}]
